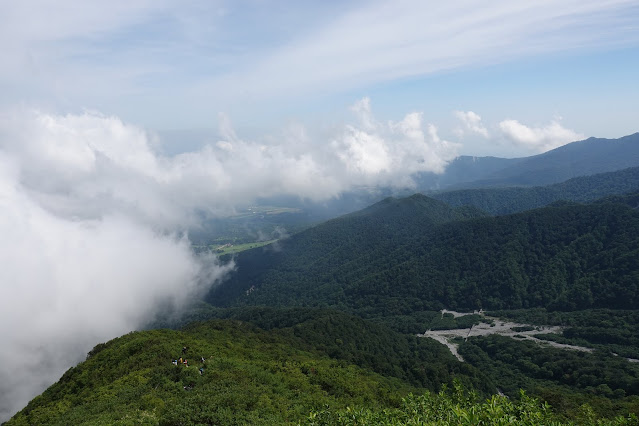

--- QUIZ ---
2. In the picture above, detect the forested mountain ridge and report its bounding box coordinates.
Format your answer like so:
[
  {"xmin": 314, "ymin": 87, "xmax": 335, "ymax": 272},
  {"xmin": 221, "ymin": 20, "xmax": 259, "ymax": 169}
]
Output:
[
  {"xmin": 431, "ymin": 166, "xmax": 639, "ymax": 215},
  {"xmin": 344, "ymin": 193, "xmax": 486, "ymax": 223},
  {"xmin": 207, "ymin": 194, "xmax": 485, "ymax": 308},
  {"xmin": 413, "ymin": 133, "xmax": 639, "ymax": 191},
  {"xmin": 414, "ymin": 155, "xmax": 525, "ymax": 190},
  {"xmin": 454, "ymin": 133, "xmax": 639, "ymax": 188},
  {"xmin": 208, "ymin": 193, "xmax": 639, "ymax": 314},
  {"xmin": 6, "ymin": 320, "xmax": 417, "ymax": 425}
]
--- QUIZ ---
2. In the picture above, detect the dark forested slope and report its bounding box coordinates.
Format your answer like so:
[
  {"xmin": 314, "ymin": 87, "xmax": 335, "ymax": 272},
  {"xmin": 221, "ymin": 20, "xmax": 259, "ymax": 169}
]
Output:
[
  {"xmin": 208, "ymin": 194, "xmax": 639, "ymax": 314},
  {"xmin": 432, "ymin": 166, "xmax": 639, "ymax": 215},
  {"xmin": 208, "ymin": 194, "xmax": 484, "ymax": 308}
]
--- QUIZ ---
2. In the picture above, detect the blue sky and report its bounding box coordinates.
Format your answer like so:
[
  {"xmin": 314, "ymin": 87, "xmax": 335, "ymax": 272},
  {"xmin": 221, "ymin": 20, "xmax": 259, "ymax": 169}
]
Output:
[{"xmin": 2, "ymin": 0, "xmax": 639, "ymax": 156}]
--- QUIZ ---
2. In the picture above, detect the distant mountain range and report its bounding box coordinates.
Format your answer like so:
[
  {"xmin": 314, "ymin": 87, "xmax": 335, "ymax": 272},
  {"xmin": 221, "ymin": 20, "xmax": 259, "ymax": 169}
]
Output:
[
  {"xmin": 431, "ymin": 166, "xmax": 639, "ymax": 215},
  {"xmin": 417, "ymin": 132, "xmax": 639, "ymax": 190},
  {"xmin": 262, "ymin": 132, "xmax": 639, "ymax": 218}
]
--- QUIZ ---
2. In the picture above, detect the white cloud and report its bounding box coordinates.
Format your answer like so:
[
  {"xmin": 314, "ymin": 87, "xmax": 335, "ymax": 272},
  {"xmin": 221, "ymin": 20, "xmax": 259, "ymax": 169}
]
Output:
[
  {"xmin": 337, "ymin": 127, "xmax": 391, "ymax": 175},
  {"xmin": 0, "ymin": 102, "xmax": 455, "ymax": 223},
  {"xmin": 333, "ymin": 99, "xmax": 459, "ymax": 184},
  {"xmin": 498, "ymin": 118, "xmax": 585, "ymax": 152},
  {"xmin": 454, "ymin": 110, "xmax": 489, "ymax": 138}
]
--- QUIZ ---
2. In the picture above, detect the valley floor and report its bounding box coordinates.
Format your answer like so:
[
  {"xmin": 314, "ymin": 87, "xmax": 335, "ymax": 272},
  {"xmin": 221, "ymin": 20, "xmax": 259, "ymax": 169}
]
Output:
[{"xmin": 418, "ymin": 311, "xmax": 639, "ymax": 364}]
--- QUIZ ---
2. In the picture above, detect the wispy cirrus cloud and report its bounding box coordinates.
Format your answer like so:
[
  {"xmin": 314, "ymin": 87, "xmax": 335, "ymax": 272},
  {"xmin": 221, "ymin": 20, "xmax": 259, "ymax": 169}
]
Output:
[
  {"xmin": 200, "ymin": 0, "xmax": 639, "ymax": 104},
  {"xmin": 2, "ymin": 1, "xmax": 638, "ymax": 124}
]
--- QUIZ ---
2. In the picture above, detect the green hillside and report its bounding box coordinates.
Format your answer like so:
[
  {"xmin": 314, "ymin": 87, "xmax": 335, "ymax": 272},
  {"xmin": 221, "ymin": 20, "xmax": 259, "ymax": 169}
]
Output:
[
  {"xmin": 151, "ymin": 307, "xmax": 490, "ymax": 393},
  {"xmin": 8, "ymin": 320, "xmax": 420, "ymax": 425},
  {"xmin": 11, "ymin": 313, "xmax": 639, "ymax": 425},
  {"xmin": 208, "ymin": 194, "xmax": 639, "ymax": 315},
  {"xmin": 432, "ymin": 166, "xmax": 639, "ymax": 215},
  {"xmin": 208, "ymin": 194, "xmax": 485, "ymax": 309}
]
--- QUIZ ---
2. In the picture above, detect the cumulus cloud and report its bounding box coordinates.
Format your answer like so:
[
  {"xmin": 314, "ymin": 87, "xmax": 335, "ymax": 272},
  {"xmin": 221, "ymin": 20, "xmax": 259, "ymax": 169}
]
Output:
[
  {"xmin": 498, "ymin": 118, "xmax": 584, "ymax": 152},
  {"xmin": 454, "ymin": 110, "xmax": 489, "ymax": 138},
  {"xmin": 1, "ymin": 101, "xmax": 457, "ymax": 229},
  {"xmin": 333, "ymin": 98, "xmax": 459, "ymax": 186},
  {"xmin": 212, "ymin": 98, "xmax": 458, "ymax": 195},
  {"xmin": 0, "ymin": 99, "xmax": 456, "ymax": 420}
]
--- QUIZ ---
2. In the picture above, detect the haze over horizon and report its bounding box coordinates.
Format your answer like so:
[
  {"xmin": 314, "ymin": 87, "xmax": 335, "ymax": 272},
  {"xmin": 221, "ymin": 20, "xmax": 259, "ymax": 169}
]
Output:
[{"xmin": 2, "ymin": 0, "xmax": 639, "ymax": 421}]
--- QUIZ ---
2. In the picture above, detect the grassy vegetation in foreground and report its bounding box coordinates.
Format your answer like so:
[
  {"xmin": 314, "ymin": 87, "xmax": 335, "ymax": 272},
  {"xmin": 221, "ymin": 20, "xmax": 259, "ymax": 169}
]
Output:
[
  {"xmin": 304, "ymin": 382, "xmax": 639, "ymax": 425},
  {"xmin": 9, "ymin": 314, "xmax": 639, "ymax": 425},
  {"xmin": 8, "ymin": 320, "xmax": 415, "ymax": 425}
]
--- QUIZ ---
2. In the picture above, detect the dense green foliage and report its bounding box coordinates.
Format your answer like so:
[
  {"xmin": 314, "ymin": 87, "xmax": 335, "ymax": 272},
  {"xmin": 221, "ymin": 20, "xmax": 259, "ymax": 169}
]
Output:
[
  {"xmin": 432, "ymin": 167, "xmax": 639, "ymax": 215},
  {"xmin": 486, "ymin": 309, "xmax": 639, "ymax": 359},
  {"xmin": 11, "ymin": 315, "xmax": 637, "ymax": 425},
  {"xmin": 208, "ymin": 194, "xmax": 639, "ymax": 314},
  {"xmin": 11, "ymin": 313, "xmax": 638, "ymax": 424},
  {"xmin": 207, "ymin": 194, "xmax": 485, "ymax": 311},
  {"xmin": 459, "ymin": 335, "xmax": 639, "ymax": 420},
  {"xmin": 8, "ymin": 320, "xmax": 419, "ymax": 425},
  {"xmin": 150, "ymin": 307, "xmax": 491, "ymax": 395},
  {"xmin": 304, "ymin": 382, "xmax": 639, "ymax": 425},
  {"xmin": 195, "ymin": 192, "xmax": 639, "ymax": 422}
]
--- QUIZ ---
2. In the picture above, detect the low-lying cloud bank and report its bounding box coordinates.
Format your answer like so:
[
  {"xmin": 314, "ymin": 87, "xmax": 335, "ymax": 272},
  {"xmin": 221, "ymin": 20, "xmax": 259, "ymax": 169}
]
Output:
[
  {"xmin": 1, "ymin": 99, "xmax": 460, "ymax": 227},
  {"xmin": 0, "ymin": 98, "xmax": 460, "ymax": 420}
]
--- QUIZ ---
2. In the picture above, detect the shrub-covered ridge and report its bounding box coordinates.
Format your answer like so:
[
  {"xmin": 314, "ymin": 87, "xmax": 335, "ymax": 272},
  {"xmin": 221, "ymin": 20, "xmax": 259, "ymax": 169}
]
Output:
[{"xmin": 8, "ymin": 320, "xmax": 415, "ymax": 425}]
